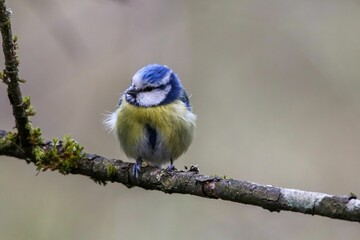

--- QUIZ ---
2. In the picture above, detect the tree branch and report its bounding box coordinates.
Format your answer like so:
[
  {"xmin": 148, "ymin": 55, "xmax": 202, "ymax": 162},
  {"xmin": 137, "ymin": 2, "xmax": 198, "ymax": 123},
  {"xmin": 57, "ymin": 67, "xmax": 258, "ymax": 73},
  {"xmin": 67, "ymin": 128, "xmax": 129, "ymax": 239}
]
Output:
[
  {"xmin": 1, "ymin": 130, "xmax": 359, "ymax": 223},
  {"xmin": 0, "ymin": 0, "xmax": 32, "ymax": 150}
]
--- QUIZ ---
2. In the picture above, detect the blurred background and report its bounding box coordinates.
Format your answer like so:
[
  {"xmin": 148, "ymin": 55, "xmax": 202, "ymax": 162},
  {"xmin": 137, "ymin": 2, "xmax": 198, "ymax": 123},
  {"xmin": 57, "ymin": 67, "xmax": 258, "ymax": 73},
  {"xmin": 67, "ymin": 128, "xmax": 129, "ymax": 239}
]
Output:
[{"xmin": 1, "ymin": 0, "xmax": 360, "ymax": 239}]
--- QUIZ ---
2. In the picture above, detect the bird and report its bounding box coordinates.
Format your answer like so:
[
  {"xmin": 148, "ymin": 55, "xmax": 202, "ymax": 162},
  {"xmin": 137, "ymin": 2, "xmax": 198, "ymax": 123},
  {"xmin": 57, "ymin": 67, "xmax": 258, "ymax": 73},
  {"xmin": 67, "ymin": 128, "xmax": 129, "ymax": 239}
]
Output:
[{"xmin": 104, "ymin": 64, "xmax": 196, "ymax": 178}]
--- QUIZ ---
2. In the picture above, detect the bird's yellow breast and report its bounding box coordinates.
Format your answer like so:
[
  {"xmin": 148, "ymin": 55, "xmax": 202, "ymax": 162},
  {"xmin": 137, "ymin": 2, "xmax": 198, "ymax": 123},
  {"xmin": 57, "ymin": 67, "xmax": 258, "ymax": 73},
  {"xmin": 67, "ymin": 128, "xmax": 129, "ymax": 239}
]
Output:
[{"xmin": 115, "ymin": 96, "xmax": 196, "ymax": 165}]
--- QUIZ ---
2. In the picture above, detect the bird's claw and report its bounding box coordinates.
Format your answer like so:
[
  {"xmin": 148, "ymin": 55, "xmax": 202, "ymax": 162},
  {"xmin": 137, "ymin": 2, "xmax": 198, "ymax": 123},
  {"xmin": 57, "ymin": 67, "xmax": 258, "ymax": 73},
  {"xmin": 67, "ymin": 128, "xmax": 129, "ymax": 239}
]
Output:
[
  {"xmin": 166, "ymin": 164, "xmax": 176, "ymax": 172},
  {"xmin": 132, "ymin": 159, "xmax": 142, "ymax": 179},
  {"xmin": 166, "ymin": 158, "xmax": 176, "ymax": 172}
]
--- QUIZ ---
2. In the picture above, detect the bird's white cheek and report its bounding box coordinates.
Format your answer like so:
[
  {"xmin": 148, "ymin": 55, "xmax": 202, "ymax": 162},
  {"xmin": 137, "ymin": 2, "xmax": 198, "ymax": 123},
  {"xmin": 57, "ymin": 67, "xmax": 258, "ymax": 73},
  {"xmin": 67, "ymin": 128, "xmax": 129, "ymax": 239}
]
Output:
[
  {"xmin": 136, "ymin": 86, "xmax": 171, "ymax": 107},
  {"xmin": 136, "ymin": 91, "xmax": 166, "ymax": 107}
]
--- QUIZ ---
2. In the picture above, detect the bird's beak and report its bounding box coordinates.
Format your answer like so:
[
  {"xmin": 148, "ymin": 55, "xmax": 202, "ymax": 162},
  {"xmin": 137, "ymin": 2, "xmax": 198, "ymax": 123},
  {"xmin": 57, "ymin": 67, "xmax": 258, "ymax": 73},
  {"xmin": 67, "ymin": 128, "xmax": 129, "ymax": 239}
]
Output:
[{"xmin": 126, "ymin": 86, "xmax": 139, "ymax": 97}]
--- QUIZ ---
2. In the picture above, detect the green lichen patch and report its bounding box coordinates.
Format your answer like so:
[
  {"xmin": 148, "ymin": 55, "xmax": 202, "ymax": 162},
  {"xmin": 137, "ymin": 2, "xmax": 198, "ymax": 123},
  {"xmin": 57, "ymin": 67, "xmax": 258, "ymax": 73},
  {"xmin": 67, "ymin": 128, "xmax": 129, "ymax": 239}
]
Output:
[
  {"xmin": 107, "ymin": 164, "xmax": 117, "ymax": 179},
  {"xmin": 25, "ymin": 122, "xmax": 43, "ymax": 145},
  {"xmin": 0, "ymin": 70, "xmax": 9, "ymax": 84},
  {"xmin": 23, "ymin": 96, "xmax": 36, "ymax": 116},
  {"xmin": 32, "ymin": 145, "xmax": 45, "ymax": 162},
  {"xmin": 13, "ymin": 35, "xmax": 18, "ymax": 48},
  {"xmin": 0, "ymin": 131, "xmax": 18, "ymax": 151},
  {"xmin": 12, "ymin": 35, "xmax": 20, "ymax": 66},
  {"xmin": 36, "ymin": 135, "xmax": 85, "ymax": 175}
]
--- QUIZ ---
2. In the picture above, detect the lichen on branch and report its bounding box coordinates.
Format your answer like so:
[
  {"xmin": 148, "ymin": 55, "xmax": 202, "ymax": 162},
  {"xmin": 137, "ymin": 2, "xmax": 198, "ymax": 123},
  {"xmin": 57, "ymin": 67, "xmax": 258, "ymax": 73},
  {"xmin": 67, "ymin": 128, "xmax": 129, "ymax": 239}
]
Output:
[
  {"xmin": 0, "ymin": 1, "xmax": 32, "ymax": 150},
  {"xmin": 34, "ymin": 135, "xmax": 85, "ymax": 174},
  {"xmin": 1, "ymin": 130, "xmax": 360, "ymax": 223}
]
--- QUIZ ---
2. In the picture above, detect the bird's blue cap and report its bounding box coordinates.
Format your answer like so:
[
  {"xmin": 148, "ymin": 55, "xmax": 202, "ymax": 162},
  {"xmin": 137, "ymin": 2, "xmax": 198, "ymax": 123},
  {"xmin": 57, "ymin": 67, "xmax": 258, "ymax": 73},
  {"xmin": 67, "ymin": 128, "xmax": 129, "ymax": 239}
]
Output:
[{"xmin": 135, "ymin": 64, "xmax": 172, "ymax": 85}]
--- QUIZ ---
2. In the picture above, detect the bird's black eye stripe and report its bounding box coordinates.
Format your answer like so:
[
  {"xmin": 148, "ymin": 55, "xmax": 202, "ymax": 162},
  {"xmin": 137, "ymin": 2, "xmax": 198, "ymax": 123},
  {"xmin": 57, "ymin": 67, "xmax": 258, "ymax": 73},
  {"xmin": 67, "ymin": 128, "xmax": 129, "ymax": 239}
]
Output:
[{"xmin": 143, "ymin": 86, "xmax": 155, "ymax": 92}]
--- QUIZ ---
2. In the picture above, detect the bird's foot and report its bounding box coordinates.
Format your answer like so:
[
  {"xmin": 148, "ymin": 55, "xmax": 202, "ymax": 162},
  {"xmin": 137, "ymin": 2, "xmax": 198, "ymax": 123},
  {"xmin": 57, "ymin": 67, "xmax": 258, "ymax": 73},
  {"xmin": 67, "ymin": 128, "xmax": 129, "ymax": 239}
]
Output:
[
  {"xmin": 166, "ymin": 158, "xmax": 176, "ymax": 172},
  {"xmin": 132, "ymin": 158, "xmax": 142, "ymax": 179},
  {"xmin": 166, "ymin": 164, "xmax": 176, "ymax": 172}
]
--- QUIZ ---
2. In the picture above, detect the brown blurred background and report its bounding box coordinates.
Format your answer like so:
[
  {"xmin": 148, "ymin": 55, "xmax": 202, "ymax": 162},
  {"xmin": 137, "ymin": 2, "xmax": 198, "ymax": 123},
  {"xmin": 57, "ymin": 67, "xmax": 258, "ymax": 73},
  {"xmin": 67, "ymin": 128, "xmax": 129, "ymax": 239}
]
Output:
[{"xmin": 1, "ymin": 0, "xmax": 360, "ymax": 239}]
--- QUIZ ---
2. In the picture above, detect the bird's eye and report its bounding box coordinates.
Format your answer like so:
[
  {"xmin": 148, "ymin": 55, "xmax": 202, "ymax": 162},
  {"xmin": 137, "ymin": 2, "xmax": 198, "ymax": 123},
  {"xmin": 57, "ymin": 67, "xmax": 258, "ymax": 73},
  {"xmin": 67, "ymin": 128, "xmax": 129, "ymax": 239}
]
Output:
[{"xmin": 143, "ymin": 86, "xmax": 155, "ymax": 92}]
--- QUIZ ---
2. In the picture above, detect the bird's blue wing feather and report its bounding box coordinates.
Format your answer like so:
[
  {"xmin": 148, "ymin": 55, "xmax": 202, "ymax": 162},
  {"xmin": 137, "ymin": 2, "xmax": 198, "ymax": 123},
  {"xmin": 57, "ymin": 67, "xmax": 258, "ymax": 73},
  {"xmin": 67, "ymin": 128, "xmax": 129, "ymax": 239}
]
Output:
[{"xmin": 179, "ymin": 89, "xmax": 192, "ymax": 111}]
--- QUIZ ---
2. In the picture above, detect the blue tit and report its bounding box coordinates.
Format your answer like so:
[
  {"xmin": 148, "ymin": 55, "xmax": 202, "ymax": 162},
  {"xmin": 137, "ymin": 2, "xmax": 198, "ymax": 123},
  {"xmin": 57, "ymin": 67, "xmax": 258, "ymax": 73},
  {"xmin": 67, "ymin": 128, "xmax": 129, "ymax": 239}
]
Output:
[{"xmin": 104, "ymin": 64, "xmax": 196, "ymax": 178}]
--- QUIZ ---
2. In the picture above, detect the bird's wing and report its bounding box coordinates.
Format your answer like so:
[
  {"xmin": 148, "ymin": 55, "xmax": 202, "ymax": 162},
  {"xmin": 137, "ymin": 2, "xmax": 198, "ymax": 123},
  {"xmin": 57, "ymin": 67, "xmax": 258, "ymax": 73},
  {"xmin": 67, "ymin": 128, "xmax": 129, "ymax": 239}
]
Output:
[{"xmin": 179, "ymin": 89, "xmax": 192, "ymax": 111}]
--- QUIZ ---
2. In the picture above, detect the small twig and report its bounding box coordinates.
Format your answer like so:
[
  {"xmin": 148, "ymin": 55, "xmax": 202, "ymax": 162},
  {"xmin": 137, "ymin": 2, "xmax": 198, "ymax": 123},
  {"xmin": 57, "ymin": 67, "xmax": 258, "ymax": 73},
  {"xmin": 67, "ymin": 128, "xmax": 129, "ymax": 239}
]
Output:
[
  {"xmin": 1, "ymin": 130, "xmax": 359, "ymax": 223},
  {"xmin": 0, "ymin": 0, "xmax": 31, "ymax": 150}
]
